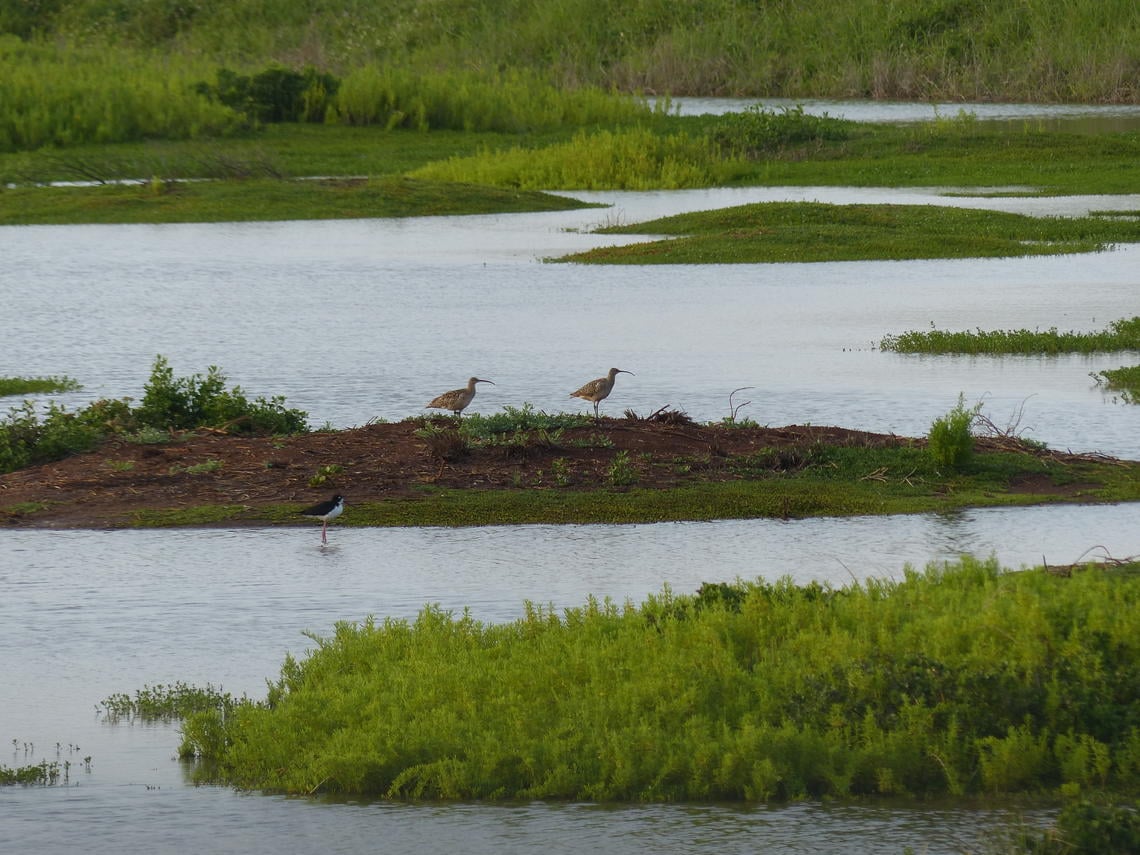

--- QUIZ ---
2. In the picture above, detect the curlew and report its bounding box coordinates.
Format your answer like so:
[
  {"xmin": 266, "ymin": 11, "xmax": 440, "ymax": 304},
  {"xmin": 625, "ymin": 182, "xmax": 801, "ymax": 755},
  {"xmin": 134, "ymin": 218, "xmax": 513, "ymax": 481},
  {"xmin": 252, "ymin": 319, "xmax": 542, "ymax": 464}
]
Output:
[
  {"xmin": 300, "ymin": 494, "xmax": 344, "ymax": 545},
  {"xmin": 427, "ymin": 377, "xmax": 495, "ymax": 417},
  {"xmin": 570, "ymin": 367, "xmax": 633, "ymax": 421}
]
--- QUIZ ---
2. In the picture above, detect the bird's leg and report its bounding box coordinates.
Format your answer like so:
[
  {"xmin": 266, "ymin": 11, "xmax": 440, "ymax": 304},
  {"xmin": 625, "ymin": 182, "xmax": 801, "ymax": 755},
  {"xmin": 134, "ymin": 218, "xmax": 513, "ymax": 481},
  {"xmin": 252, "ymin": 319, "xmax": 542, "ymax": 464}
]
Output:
[{"xmin": 321, "ymin": 522, "xmax": 328, "ymax": 544}]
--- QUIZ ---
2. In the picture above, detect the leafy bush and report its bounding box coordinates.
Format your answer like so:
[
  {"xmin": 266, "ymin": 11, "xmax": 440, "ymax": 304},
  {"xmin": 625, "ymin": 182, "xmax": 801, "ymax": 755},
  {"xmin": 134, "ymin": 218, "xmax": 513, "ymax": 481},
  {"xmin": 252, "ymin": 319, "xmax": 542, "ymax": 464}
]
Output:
[
  {"xmin": 927, "ymin": 394, "xmax": 979, "ymax": 470},
  {"xmin": 707, "ymin": 104, "xmax": 854, "ymax": 158},
  {"xmin": 195, "ymin": 65, "xmax": 339, "ymax": 124},
  {"xmin": 1013, "ymin": 799, "xmax": 1140, "ymax": 854},
  {"xmin": 136, "ymin": 355, "xmax": 308, "ymax": 435},
  {"xmin": 0, "ymin": 356, "xmax": 307, "ymax": 474}
]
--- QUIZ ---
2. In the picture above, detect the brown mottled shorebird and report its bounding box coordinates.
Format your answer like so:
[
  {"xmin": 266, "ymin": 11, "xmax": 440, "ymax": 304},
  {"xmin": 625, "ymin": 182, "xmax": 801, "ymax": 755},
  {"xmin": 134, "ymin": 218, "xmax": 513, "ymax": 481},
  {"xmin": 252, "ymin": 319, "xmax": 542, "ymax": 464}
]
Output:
[
  {"xmin": 570, "ymin": 367, "xmax": 633, "ymax": 420},
  {"xmin": 426, "ymin": 377, "xmax": 494, "ymax": 417}
]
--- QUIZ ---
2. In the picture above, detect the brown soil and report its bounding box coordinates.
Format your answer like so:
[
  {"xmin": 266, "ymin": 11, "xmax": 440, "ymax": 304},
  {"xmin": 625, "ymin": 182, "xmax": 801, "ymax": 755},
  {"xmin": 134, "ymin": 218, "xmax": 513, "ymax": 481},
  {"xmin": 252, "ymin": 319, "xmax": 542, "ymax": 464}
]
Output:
[{"xmin": 0, "ymin": 416, "xmax": 1100, "ymax": 529}]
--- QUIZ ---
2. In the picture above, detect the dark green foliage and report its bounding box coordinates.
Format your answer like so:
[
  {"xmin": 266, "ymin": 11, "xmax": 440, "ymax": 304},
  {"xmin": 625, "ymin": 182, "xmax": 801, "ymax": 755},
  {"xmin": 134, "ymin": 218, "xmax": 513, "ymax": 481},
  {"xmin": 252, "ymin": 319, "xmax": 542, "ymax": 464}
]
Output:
[
  {"xmin": 136, "ymin": 355, "xmax": 308, "ymax": 434},
  {"xmin": 1014, "ymin": 799, "xmax": 1140, "ymax": 854},
  {"xmin": 0, "ymin": 398, "xmax": 131, "ymax": 473},
  {"xmin": 195, "ymin": 66, "xmax": 340, "ymax": 124},
  {"xmin": 0, "ymin": 760, "xmax": 63, "ymax": 786},
  {"xmin": 180, "ymin": 558, "xmax": 1140, "ymax": 802},
  {"xmin": 0, "ymin": 355, "xmax": 307, "ymax": 474},
  {"xmin": 707, "ymin": 105, "xmax": 854, "ymax": 158}
]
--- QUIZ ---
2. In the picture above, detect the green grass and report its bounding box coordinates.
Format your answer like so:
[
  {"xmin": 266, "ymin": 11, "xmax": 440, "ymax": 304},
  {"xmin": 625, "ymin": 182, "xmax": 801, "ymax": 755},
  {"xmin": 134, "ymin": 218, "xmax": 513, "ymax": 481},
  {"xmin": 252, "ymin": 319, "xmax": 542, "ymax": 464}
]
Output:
[
  {"xmin": 1094, "ymin": 365, "xmax": 1140, "ymax": 404},
  {"xmin": 104, "ymin": 445, "xmax": 1140, "ymax": 530},
  {"xmin": 178, "ymin": 557, "xmax": 1140, "ymax": 800},
  {"xmin": 4, "ymin": 117, "xmax": 1137, "ymax": 226},
  {"xmin": 553, "ymin": 202, "xmax": 1140, "ymax": 264},
  {"xmin": 11, "ymin": 0, "xmax": 1140, "ymax": 103},
  {"xmin": 881, "ymin": 316, "xmax": 1140, "ymax": 354},
  {"xmin": 0, "ymin": 175, "xmax": 597, "ymax": 226},
  {"xmin": 0, "ymin": 376, "xmax": 81, "ymax": 396}
]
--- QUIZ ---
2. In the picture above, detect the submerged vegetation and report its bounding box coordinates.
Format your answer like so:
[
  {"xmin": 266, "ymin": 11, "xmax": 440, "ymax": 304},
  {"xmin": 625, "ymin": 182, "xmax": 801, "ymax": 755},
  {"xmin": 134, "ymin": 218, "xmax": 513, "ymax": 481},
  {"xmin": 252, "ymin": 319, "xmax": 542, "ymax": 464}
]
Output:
[
  {"xmin": 0, "ymin": 375, "xmax": 80, "ymax": 397},
  {"xmin": 0, "ymin": 355, "xmax": 307, "ymax": 474},
  {"xmin": 178, "ymin": 558, "xmax": 1140, "ymax": 801},
  {"xmin": 100, "ymin": 682, "xmax": 242, "ymax": 722},
  {"xmin": 1095, "ymin": 365, "xmax": 1140, "ymax": 403},
  {"xmin": 880, "ymin": 316, "xmax": 1140, "ymax": 354}
]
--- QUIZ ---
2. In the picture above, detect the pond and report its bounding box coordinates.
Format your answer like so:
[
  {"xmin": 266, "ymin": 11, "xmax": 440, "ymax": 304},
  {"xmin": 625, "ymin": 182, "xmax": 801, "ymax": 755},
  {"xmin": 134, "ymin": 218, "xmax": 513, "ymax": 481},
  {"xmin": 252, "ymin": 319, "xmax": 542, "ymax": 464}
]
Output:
[
  {"xmin": 2, "ymin": 100, "xmax": 1138, "ymax": 852},
  {"xmin": 5, "ymin": 503, "xmax": 1131, "ymax": 853}
]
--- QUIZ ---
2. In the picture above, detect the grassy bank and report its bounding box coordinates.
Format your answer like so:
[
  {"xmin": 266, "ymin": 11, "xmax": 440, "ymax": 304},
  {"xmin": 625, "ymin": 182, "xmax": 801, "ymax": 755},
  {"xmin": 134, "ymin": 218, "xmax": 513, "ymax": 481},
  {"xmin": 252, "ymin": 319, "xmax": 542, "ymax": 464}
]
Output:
[
  {"xmin": 4, "ymin": 116, "xmax": 1139, "ymax": 226},
  {"xmin": 553, "ymin": 203, "xmax": 1140, "ymax": 264},
  {"xmin": 0, "ymin": 176, "xmax": 596, "ymax": 226},
  {"xmin": 178, "ymin": 557, "xmax": 1140, "ymax": 800},
  {"xmin": 7, "ymin": 1, "xmax": 1140, "ymax": 103}
]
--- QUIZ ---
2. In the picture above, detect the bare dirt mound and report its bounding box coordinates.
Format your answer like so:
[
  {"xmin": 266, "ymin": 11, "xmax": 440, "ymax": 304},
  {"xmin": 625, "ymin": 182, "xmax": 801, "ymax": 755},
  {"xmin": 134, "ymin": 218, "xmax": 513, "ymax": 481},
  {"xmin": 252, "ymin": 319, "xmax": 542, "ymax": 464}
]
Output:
[{"xmin": 0, "ymin": 417, "xmax": 1101, "ymax": 529}]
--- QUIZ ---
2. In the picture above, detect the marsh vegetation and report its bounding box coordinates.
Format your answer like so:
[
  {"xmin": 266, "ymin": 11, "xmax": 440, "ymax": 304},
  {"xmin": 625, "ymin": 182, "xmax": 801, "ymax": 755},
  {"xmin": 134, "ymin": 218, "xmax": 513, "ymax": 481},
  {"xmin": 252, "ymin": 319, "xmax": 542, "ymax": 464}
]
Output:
[{"xmin": 176, "ymin": 558, "xmax": 1140, "ymax": 802}]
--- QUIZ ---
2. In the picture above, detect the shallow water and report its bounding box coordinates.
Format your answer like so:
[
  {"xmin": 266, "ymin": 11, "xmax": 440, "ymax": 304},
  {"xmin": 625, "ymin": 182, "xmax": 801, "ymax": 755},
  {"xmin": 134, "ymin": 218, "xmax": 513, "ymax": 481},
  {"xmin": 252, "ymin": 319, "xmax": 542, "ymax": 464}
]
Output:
[
  {"xmin": 5, "ymin": 503, "xmax": 1127, "ymax": 853},
  {"xmin": 3, "ymin": 186, "xmax": 1139, "ymax": 458},
  {"xmin": 3, "ymin": 104, "xmax": 1139, "ymax": 851}
]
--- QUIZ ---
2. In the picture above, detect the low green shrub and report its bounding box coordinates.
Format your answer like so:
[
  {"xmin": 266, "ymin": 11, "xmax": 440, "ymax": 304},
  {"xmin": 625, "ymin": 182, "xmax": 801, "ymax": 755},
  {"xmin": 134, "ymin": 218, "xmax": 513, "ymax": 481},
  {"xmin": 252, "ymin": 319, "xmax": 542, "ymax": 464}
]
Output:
[
  {"xmin": 0, "ymin": 355, "xmax": 307, "ymax": 474},
  {"xmin": 136, "ymin": 355, "xmax": 308, "ymax": 435},
  {"xmin": 706, "ymin": 104, "xmax": 854, "ymax": 158},
  {"xmin": 927, "ymin": 394, "xmax": 979, "ymax": 470}
]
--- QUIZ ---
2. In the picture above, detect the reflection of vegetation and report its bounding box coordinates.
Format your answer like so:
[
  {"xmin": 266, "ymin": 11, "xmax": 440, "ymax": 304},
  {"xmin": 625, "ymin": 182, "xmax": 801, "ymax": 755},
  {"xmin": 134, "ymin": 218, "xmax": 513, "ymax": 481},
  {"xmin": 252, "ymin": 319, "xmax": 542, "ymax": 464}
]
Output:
[
  {"xmin": 0, "ymin": 355, "xmax": 308, "ymax": 474},
  {"xmin": 179, "ymin": 558, "xmax": 1140, "ymax": 801},
  {"xmin": 881, "ymin": 316, "xmax": 1140, "ymax": 354},
  {"xmin": 1094, "ymin": 365, "xmax": 1140, "ymax": 403},
  {"xmin": 0, "ymin": 375, "xmax": 81, "ymax": 397}
]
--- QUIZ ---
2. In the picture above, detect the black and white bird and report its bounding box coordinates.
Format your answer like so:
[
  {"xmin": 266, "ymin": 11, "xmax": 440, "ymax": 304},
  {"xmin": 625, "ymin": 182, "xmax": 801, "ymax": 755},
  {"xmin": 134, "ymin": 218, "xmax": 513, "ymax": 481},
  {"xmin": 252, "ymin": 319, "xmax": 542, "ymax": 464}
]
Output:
[{"xmin": 300, "ymin": 494, "xmax": 344, "ymax": 544}]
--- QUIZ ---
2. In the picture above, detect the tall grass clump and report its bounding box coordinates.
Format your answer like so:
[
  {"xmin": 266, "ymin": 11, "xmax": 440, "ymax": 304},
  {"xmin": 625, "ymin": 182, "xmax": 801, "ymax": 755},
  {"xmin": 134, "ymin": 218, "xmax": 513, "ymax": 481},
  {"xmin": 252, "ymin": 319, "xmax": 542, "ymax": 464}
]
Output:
[
  {"xmin": 881, "ymin": 316, "xmax": 1140, "ymax": 355},
  {"xmin": 330, "ymin": 67, "xmax": 654, "ymax": 132},
  {"xmin": 181, "ymin": 557, "xmax": 1140, "ymax": 801},
  {"xmin": 412, "ymin": 126, "xmax": 721, "ymax": 190},
  {"xmin": 0, "ymin": 37, "xmax": 245, "ymax": 152},
  {"xmin": 927, "ymin": 394, "xmax": 979, "ymax": 470}
]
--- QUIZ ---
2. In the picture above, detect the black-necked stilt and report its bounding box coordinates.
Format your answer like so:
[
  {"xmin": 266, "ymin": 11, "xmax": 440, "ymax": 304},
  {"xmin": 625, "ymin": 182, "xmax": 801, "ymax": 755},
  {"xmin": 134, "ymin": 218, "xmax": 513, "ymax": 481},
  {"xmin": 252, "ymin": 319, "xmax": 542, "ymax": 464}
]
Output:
[
  {"xmin": 571, "ymin": 368, "xmax": 634, "ymax": 421},
  {"xmin": 426, "ymin": 377, "xmax": 494, "ymax": 417},
  {"xmin": 301, "ymin": 494, "xmax": 344, "ymax": 544}
]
